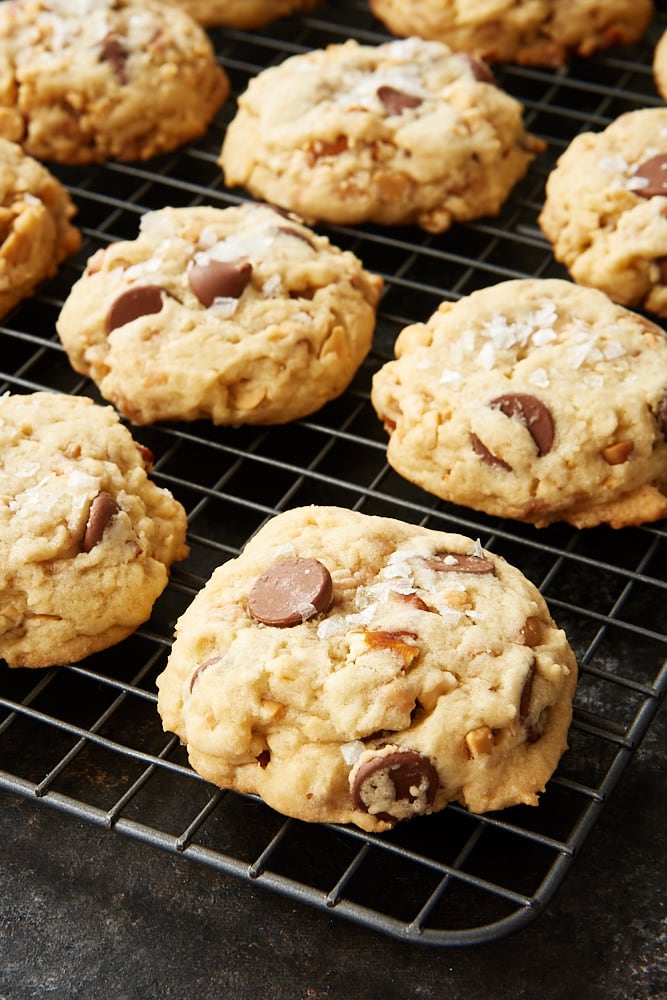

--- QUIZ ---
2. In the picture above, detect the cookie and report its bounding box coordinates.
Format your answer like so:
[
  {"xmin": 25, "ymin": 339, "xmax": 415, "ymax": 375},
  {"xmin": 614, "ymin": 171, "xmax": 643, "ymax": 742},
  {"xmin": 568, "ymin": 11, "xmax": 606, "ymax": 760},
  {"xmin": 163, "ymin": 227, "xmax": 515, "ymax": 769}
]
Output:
[
  {"xmin": 163, "ymin": 0, "xmax": 319, "ymax": 28},
  {"xmin": 539, "ymin": 108, "xmax": 667, "ymax": 317},
  {"xmin": 156, "ymin": 505, "xmax": 577, "ymax": 831},
  {"xmin": 0, "ymin": 137, "xmax": 80, "ymax": 318},
  {"xmin": 218, "ymin": 37, "xmax": 544, "ymax": 232},
  {"xmin": 0, "ymin": 392, "xmax": 188, "ymax": 669},
  {"xmin": 653, "ymin": 28, "xmax": 667, "ymax": 100},
  {"xmin": 56, "ymin": 202, "xmax": 383, "ymax": 426},
  {"xmin": 369, "ymin": 0, "xmax": 654, "ymax": 67},
  {"xmin": 0, "ymin": 0, "xmax": 229, "ymax": 164},
  {"xmin": 371, "ymin": 278, "xmax": 667, "ymax": 529}
]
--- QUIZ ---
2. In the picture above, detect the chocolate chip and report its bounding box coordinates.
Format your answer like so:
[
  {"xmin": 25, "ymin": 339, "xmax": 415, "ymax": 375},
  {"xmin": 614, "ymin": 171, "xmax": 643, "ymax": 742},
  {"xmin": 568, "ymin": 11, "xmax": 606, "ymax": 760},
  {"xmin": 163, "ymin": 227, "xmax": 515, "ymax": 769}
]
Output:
[
  {"xmin": 256, "ymin": 749, "xmax": 271, "ymax": 768},
  {"xmin": 82, "ymin": 492, "xmax": 119, "ymax": 553},
  {"xmin": 421, "ymin": 552, "xmax": 495, "ymax": 575},
  {"xmin": 99, "ymin": 33, "xmax": 128, "ymax": 84},
  {"xmin": 471, "ymin": 432, "xmax": 512, "ymax": 471},
  {"xmin": 458, "ymin": 53, "xmax": 495, "ymax": 83},
  {"xmin": 520, "ymin": 616, "xmax": 543, "ymax": 647},
  {"xmin": 277, "ymin": 226, "xmax": 317, "ymax": 249},
  {"xmin": 106, "ymin": 285, "xmax": 167, "ymax": 333},
  {"xmin": 633, "ymin": 154, "xmax": 667, "ymax": 198},
  {"xmin": 248, "ymin": 556, "xmax": 333, "ymax": 627},
  {"xmin": 188, "ymin": 259, "xmax": 253, "ymax": 307},
  {"xmin": 189, "ymin": 656, "xmax": 221, "ymax": 693},
  {"xmin": 350, "ymin": 748, "xmax": 439, "ymax": 820},
  {"xmin": 377, "ymin": 85, "xmax": 423, "ymax": 115},
  {"xmin": 519, "ymin": 660, "xmax": 536, "ymax": 724},
  {"xmin": 490, "ymin": 393, "xmax": 555, "ymax": 456}
]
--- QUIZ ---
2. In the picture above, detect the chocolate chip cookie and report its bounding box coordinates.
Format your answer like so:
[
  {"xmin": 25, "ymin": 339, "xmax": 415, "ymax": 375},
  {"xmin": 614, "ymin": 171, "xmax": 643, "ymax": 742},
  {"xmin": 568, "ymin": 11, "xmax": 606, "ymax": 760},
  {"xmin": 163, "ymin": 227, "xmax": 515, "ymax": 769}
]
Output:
[
  {"xmin": 164, "ymin": 0, "xmax": 319, "ymax": 28},
  {"xmin": 219, "ymin": 37, "xmax": 544, "ymax": 232},
  {"xmin": 0, "ymin": 137, "xmax": 81, "ymax": 318},
  {"xmin": 369, "ymin": 0, "xmax": 654, "ymax": 67},
  {"xmin": 0, "ymin": 0, "xmax": 229, "ymax": 164},
  {"xmin": 539, "ymin": 108, "xmax": 667, "ymax": 317},
  {"xmin": 0, "ymin": 392, "xmax": 188, "ymax": 669},
  {"xmin": 371, "ymin": 278, "xmax": 667, "ymax": 529},
  {"xmin": 156, "ymin": 505, "xmax": 577, "ymax": 831},
  {"xmin": 56, "ymin": 202, "xmax": 383, "ymax": 426}
]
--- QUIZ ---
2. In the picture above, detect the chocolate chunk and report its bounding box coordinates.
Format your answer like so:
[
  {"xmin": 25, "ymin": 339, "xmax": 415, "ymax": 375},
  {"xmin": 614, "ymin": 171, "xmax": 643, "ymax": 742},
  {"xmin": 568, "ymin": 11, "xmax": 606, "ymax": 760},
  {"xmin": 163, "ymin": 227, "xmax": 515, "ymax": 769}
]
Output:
[
  {"xmin": 188, "ymin": 259, "xmax": 253, "ymax": 307},
  {"xmin": 422, "ymin": 552, "xmax": 495, "ymax": 575},
  {"xmin": 99, "ymin": 33, "xmax": 128, "ymax": 84},
  {"xmin": 490, "ymin": 393, "xmax": 555, "ymax": 456},
  {"xmin": 106, "ymin": 285, "xmax": 167, "ymax": 333},
  {"xmin": 471, "ymin": 432, "xmax": 512, "ymax": 471},
  {"xmin": 633, "ymin": 154, "xmax": 667, "ymax": 198},
  {"xmin": 377, "ymin": 85, "xmax": 423, "ymax": 115},
  {"xmin": 350, "ymin": 748, "xmax": 439, "ymax": 819},
  {"xmin": 248, "ymin": 556, "xmax": 333, "ymax": 627},
  {"xmin": 82, "ymin": 491, "xmax": 119, "ymax": 553}
]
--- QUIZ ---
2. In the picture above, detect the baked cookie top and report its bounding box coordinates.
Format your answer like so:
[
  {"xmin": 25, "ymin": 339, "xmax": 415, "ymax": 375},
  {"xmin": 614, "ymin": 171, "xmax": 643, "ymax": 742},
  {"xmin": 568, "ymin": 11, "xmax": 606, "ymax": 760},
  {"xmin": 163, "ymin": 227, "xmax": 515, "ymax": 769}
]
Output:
[
  {"xmin": 539, "ymin": 108, "xmax": 667, "ymax": 317},
  {"xmin": 0, "ymin": 0, "xmax": 229, "ymax": 164},
  {"xmin": 219, "ymin": 37, "xmax": 544, "ymax": 232},
  {"xmin": 369, "ymin": 0, "xmax": 654, "ymax": 67},
  {"xmin": 56, "ymin": 202, "xmax": 383, "ymax": 426},
  {"xmin": 156, "ymin": 505, "xmax": 577, "ymax": 832},
  {"xmin": 0, "ymin": 392, "xmax": 188, "ymax": 668},
  {"xmin": 0, "ymin": 137, "xmax": 80, "ymax": 318},
  {"xmin": 164, "ymin": 0, "xmax": 319, "ymax": 28},
  {"xmin": 371, "ymin": 278, "xmax": 667, "ymax": 529}
]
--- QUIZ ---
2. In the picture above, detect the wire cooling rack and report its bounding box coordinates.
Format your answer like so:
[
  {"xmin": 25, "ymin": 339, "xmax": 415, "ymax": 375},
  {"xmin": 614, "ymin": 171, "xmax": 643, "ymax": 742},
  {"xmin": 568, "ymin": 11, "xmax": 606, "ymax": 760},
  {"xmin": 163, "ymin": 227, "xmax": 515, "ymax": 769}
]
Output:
[{"xmin": 1, "ymin": 0, "xmax": 666, "ymax": 947}]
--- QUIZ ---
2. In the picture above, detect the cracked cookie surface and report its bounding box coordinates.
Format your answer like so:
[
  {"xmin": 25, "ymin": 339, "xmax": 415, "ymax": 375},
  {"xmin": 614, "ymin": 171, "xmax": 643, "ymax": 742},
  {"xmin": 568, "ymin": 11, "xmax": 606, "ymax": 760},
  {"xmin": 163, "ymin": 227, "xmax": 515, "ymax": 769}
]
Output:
[
  {"xmin": 369, "ymin": 0, "xmax": 653, "ymax": 67},
  {"xmin": 0, "ymin": 0, "xmax": 229, "ymax": 164},
  {"xmin": 371, "ymin": 278, "xmax": 667, "ymax": 528},
  {"xmin": 156, "ymin": 505, "xmax": 577, "ymax": 832},
  {"xmin": 219, "ymin": 37, "xmax": 543, "ymax": 232},
  {"xmin": 0, "ymin": 137, "xmax": 80, "ymax": 318},
  {"xmin": 56, "ymin": 202, "xmax": 383, "ymax": 426},
  {"xmin": 0, "ymin": 392, "xmax": 188, "ymax": 668}
]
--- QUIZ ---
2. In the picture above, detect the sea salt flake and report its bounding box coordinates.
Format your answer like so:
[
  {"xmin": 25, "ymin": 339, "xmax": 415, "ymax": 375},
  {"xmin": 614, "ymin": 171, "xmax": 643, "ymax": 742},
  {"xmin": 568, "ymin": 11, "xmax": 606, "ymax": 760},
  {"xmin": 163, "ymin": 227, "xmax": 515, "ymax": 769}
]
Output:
[
  {"xmin": 439, "ymin": 369, "xmax": 464, "ymax": 387},
  {"xmin": 340, "ymin": 741, "xmax": 365, "ymax": 765},
  {"xmin": 529, "ymin": 368, "xmax": 550, "ymax": 388},
  {"xmin": 597, "ymin": 154, "xmax": 629, "ymax": 174}
]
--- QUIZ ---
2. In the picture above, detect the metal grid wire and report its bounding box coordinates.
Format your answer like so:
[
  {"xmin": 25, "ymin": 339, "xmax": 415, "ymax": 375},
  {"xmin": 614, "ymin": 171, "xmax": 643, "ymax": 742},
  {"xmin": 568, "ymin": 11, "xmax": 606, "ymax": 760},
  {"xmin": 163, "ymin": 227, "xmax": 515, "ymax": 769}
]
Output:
[{"xmin": 1, "ymin": 0, "xmax": 666, "ymax": 947}]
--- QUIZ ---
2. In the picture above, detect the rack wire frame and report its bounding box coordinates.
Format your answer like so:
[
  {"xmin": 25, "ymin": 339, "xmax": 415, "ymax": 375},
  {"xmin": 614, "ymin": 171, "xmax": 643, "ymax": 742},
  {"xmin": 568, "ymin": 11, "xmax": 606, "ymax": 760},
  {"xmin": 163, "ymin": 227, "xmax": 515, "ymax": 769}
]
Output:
[{"xmin": 1, "ymin": 0, "xmax": 666, "ymax": 947}]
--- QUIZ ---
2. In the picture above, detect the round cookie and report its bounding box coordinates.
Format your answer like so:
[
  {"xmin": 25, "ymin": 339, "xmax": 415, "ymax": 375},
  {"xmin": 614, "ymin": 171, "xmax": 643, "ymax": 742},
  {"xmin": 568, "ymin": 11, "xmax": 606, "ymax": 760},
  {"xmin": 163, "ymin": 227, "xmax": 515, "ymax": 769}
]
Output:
[
  {"xmin": 369, "ymin": 0, "xmax": 654, "ymax": 67},
  {"xmin": 538, "ymin": 108, "xmax": 667, "ymax": 317},
  {"xmin": 163, "ymin": 0, "xmax": 319, "ymax": 28},
  {"xmin": 371, "ymin": 278, "xmax": 667, "ymax": 529},
  {"xmin": 218, "ymin": 37, "xmax": 544, "ymax": 233},
  {"xmin": 0, "ymin": 137, "xmax": 81, "ymax": 318},
  {"xmin": 0, "ymin": 0, "xmax": 229, "ymax": 165},
  {"xmin": 156, "ymin": 505, "xmax": 577, "ymax": 832},
  {"xmin": 0, "ymin": 391, "xmax": 189, "ymax": 669},
  {"xmin": 56, "ymin": 202, "xmax": 383, "ymax": 426}
]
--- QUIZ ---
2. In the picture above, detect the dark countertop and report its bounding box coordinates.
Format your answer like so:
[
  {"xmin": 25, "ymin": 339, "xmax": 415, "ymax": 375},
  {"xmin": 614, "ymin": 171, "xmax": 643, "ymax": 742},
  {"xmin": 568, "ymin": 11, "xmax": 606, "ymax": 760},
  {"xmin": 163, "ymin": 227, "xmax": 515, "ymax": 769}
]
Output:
[{"xmin": 2, "ymin": 697, "xmax": 665, "ymax": 1000}]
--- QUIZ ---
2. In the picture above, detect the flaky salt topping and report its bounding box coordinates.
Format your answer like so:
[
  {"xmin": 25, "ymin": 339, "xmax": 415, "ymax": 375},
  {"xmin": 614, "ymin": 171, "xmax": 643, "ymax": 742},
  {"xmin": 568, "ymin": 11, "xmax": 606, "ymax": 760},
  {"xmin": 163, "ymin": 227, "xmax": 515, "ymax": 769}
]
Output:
[
  {"xmin": 440, "ymin": 303, "xmax": 627, "ymax": 384},
  {"xmin": 16, "ymin": 1, "xmax": 160, "ymax": 62},
  {"xmin": 597, "ymin": 147, "xmax": 663, "ymax": 191}
]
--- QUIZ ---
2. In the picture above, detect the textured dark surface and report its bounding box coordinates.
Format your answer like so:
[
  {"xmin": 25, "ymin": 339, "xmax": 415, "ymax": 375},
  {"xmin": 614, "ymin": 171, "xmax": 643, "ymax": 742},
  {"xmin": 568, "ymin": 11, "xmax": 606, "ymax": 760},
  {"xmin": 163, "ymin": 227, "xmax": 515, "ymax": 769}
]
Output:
[{"xmin": 1, "ymin": 0, "xmax": 667, "ymax": 994}]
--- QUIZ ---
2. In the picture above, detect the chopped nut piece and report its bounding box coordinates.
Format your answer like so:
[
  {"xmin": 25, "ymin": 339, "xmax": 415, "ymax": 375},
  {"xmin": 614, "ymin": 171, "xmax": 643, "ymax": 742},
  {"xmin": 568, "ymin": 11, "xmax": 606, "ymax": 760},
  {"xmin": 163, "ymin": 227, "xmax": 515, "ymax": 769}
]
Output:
[
  {"xmin": 465, "ymin": 726, "xmax": 494, "ymax": 757},
  {"xmin": 602, "ymin": 440, "xmax": 633, "ymax": 465}
]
